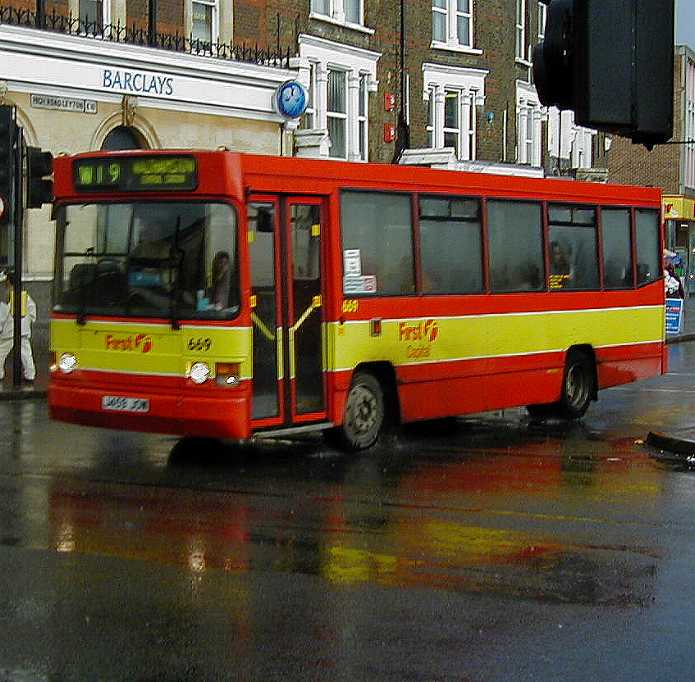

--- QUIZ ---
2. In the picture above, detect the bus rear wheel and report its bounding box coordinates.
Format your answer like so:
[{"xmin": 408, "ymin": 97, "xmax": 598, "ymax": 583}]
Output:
[
  {"xmin": 527, "ymin": 351, "xmax": 595, "ymax": 420},
  {"xmin": 331, "ymin": 371, "xmax": 385, "ymax": 451}
]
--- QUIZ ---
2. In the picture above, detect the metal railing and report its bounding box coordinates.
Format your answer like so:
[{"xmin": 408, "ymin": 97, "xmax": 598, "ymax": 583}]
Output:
[{"xmin": 0, "ymin": 5, "xmax": 293, "ymax": 69}]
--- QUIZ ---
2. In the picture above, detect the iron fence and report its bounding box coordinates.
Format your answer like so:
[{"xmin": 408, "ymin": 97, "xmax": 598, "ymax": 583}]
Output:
[{"xmin": 0, "ymin": 5, "xmax": 293, "ymax": 69}]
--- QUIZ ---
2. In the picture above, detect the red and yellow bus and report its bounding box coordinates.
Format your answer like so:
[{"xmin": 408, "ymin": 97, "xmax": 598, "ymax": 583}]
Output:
[{"xmin": 49, "ymin": 150, "xmax": 666, "ymax": 449}]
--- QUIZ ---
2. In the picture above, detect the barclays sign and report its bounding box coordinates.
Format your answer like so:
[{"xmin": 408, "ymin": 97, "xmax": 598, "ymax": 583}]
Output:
[{"xmin": 102, "ymin": 69, "xmax": 175, "ymax": 97}]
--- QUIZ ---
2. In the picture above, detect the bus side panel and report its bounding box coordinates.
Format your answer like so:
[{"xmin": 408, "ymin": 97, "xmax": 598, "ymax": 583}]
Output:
[
  {"xmin": 595, "ymin": 342, "xmax": 664, "ymax": 390},
  {"xmin": 483, "ymin": 354, "xmax": 565, "ymax": 412},
  {"xmin": 397, "ymin": 375, "xmax": 488, "ymax": 422}
]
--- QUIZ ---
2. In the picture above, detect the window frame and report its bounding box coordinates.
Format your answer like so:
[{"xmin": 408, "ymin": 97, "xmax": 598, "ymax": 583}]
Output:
[
  {"xmin": 427, "ymin": 86, "xmax": 478, "ymax": 160},
  {"xmin": 599, "ymin": 206, "xmax": 634, "ymax": 291},
  {"xmin": 487, "ymin": 197, "xmax": 546, "ymax": 294},
  {"xmin": 546, "ymin": 203, "xmax": 600, "ymax": 292},
  {"xmin": 538, "ymin": 1, "xmax": 547, "ymax": 42},
  {"xmin": 337, "ymin": 189, "xmax": 655, "ymax": 299},
  {"xmin": 78, "ymin": 0, "xmax": 111, "ymax": 31},
  {"xmin": 327, "ymin": 68, "xmax": 349, "ymax": 160},
  {"xmin": 191, "ymin": 0, "xmax": 219, "ymax": 47},
  {"xmin": 634, "ymin": 207, "xmax": 662, "ymax": 288},
  {"xmin": 417, "ymin": 193, "xmax": 485, "ymax": 295},
  {"xmin": 515, "ymin": 0, "xmax": 527, "ymax": 62},
  {"xmin": 339, "ymin": 188, "xmax": 416, "ymax": 298},
  {"xmin": 431, "ymin": 0, "xmax": 479, "ymax": 53},
  {"xmin": 311, "ymin": 0, "xmax": 367, "ymax": 29}
]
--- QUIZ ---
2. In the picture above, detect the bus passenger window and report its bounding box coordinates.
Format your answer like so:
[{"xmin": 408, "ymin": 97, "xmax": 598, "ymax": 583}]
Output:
[
  {"xmin": 602, "ymin": 209, "xmax": 632, "ymax": 289},
  {"xmin": 548, "ymin": 205, "xmax": 599, "ymax": 290},
  {"xmin": 341, "ymin": 191, "xmax": 414, "ymax": 296},
  {"xmin": 419, "ymin": 196, "xmax": 483, "ymax": 294},
  {"xmin": 488, "ymin": 201, "xmax": 544, "ymax": 292},
  {"xmin": 635, "ymin": 209, "xmax": 660, "ymax": 286}
]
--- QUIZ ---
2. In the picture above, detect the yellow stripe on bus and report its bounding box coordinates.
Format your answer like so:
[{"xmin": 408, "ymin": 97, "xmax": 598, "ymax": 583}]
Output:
[
  {"xmin": 50, "ymin": 320, "xmax": 253, "ymax": 379},
  {"xmin": 326, "ymin": 306, "xmax": 664, "ymax": 372}
]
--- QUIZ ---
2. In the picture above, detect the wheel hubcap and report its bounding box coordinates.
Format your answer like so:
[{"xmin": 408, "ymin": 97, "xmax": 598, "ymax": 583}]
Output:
[
  {"xmin": 348, "ymin": 385, "xmax": 378, "ymax": 434},
  {"xmin": 566, "ymin": 364, "xmax": 587, "ymax": 408}
]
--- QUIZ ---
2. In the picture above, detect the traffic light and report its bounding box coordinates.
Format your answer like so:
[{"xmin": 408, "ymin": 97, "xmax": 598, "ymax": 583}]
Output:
[
  {"xmin": 0, "ymin": 106, "xmax": 17, "ymax": 225},
  {"xmin": 533, "ymin": 0, "xmax": 675, "ymax": 148},
  {"xmin": 26, "ymin": 146, "xmax": 54, "ymax": 208}
]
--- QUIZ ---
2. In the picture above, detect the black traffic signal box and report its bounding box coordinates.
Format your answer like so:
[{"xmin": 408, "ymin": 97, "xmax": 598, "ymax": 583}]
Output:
[
  {"xmin": 534, "ymin": 0, "xmax": 675, "ymax": 148},
  {"xmin": 26, "ymin": 146, "xmax": 54, "ymax": 208},
  {"xmin": 0, "ymin": 106, "xmax": 17, "ymax": 225}
]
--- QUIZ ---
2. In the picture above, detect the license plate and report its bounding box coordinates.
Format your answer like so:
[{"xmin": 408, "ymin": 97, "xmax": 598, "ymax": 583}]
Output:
[{"xmin": 101, "ymin": 396, "xmax": 150, "ymax": 413}]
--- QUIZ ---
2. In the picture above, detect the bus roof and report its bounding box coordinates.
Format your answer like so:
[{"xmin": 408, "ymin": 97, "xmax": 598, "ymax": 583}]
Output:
[{"xmin": 53, "ymin": 149, "xmax": 662, "ymax": 208}]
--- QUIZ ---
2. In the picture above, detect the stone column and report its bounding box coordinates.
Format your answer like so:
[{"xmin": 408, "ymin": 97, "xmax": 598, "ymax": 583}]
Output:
[
  {"xmin": 347, "ymin": 72, "xmax": 361, "ymax": 162},
  {"xmin": 316, "ymin": 64, "xmax": 328, "ymax": 131},
  {"xmin": 434, "ymin": 87, "xmax": 446, "ymax": 149},
  {"xmin": 461, "ymin": 90, "xmax": 472, "ymax": 161},
  {"xmin": 518, "ymin": 100, "xmax": 529, "ymax": 163}
]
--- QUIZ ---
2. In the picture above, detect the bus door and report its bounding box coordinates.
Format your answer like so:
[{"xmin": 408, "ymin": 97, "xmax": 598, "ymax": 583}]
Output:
[{"xmin": 248, "ymin": 197, "xmax": 327, "ymax": 428}]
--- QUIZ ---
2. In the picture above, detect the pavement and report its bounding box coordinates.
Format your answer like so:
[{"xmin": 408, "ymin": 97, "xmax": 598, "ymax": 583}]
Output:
[{"xmin": 0, "ymin": 344, "xmax": 49, "ymax": 400}]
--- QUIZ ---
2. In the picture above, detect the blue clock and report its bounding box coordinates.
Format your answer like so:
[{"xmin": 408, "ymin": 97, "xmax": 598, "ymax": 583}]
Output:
[{"xmin": 277, "ymin": 80, "xmax": 308, "ymax": 119}]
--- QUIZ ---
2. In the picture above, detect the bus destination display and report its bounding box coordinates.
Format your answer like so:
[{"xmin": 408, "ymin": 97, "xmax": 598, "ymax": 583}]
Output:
[{"xmin": 74, "ymin": 156, "xmax": 198, "ymax": 192}]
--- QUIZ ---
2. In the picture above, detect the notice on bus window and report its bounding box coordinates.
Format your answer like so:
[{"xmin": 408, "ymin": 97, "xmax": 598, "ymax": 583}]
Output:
[
  {"xmin": 343, "ymin": 250, "xmax": 362, "ymax": 277},
  {"xmin": 344, "ymin": 275, "xmax": 377, "ymax": 295}
]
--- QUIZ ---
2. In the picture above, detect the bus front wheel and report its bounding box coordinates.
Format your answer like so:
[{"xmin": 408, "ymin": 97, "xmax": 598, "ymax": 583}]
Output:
[
  {"xmin": 331, "ymin": 371, "xmax": 385, "ymax": 451},
  {"xmin": 528, "ymin": 351, "xmax": 595, "ymax": 420}
]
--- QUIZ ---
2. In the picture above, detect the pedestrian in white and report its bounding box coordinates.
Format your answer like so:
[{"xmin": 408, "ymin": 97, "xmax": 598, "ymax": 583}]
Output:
[{"xmin": 0, "ymin": 271, "xmax": 36, "ymax": 382}]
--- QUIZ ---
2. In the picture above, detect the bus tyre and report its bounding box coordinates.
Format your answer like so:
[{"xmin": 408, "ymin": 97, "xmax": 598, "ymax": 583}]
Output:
[
  {"xmin": 334, "ymin": 371, "xmax": 385, "ymax": 451},
  {"xmin": 527, "ymin": 351, "xmax": 594, "ymax": 420},
  {"xmin": 557, "ymin": 351, "xmax": 594, "ymax": 419}
]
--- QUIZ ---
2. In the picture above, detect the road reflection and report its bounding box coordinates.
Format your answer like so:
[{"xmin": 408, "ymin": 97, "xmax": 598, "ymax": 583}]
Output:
[{"xmin": 45, "ymin": 415, "xmax": 667, "ymax": 609}]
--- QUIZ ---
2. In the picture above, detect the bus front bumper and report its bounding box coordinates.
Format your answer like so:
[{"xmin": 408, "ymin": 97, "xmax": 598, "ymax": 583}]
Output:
[{"xmin": 48, "ymin": 378, "xmax": 251, "ymax": 440}]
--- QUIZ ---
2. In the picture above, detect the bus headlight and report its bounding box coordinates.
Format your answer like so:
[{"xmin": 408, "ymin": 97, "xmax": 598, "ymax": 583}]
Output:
[
  {"xmin": 59, "ymin": 353, "xmax": 77, "ymax": 374},
  {"xmin": 215, "ymin": 362, "xmax": 241, "ymax": 387},
  {"xmin": 190, "ymin": 362, "xmax": 211, "ymax": 384}
]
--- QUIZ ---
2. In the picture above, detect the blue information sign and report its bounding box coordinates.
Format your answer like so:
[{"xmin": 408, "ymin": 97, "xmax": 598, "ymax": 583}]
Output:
[{"xmin": 665, "ymin": 298, "xmax": 684, "ymax": 335}]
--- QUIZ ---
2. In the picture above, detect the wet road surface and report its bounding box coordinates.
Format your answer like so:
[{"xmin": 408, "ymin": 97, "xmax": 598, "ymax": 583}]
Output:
[{"xmin": 3, "ymin": 346, "xmax": 695, "ymax": 680}]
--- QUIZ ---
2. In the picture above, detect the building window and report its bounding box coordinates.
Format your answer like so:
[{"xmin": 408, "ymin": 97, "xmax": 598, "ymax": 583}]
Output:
[
  {"xmin": 298, "ymin": 35, "xmax": 379, "ymax": 162},
  {"xmin": 345, "ymin": 0, "xmax": 361, "ymax": 24},
  {"xmin": 311, "ymin": 0, "xmax": 364, "ymax": 26},
  {"xmin": 432, "ymin": 0, "xmax": 474, "ymax": 50},
  {"xmin": 192, "ymin": 0, "xmax": 218, "ymax": 46},
  {"xmin": 516, "ymin": 0, "xmax": 526, "ymax": 61},
  {"xmin": 101, "ymin": 126, "xmax": 147, "ymax": 151},
  {"xmin": 427, "ymin": 87, "xmax": 477, "ymax": 160},
  {"xmin": 538, "ymin": 1, "xmax": 547, "ymax": 42},
  {"xmin": 516, "ymin": 83, "xmax": 541, "ymax": 166},
  {"xmin": 358, "ymin": 74, "xmax": 368, "ymax": 161},
  {"xmin": 79, "ymin": 0, "xmax": 108, "ymax": 28},
  {"xmin": 444, "ymin": 91, "xmax": 460, "ymax": 152},
  {"xmin": 311, "ymin": 0, "xmax": 330, "ymax": 15},
  {"xmin": 327, "ymin": 69, "xmax": 348, "ymax": 159}
]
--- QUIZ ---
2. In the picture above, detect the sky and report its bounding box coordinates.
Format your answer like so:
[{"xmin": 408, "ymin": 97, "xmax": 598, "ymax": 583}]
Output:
[{"xmin": 676, "ymin": 0, "xmax": 695, "ymax": 47}]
